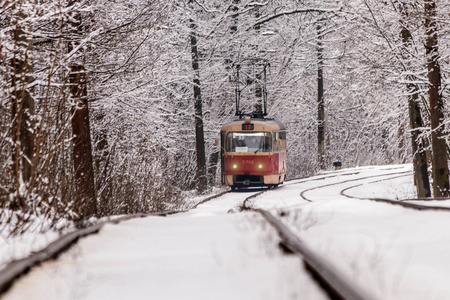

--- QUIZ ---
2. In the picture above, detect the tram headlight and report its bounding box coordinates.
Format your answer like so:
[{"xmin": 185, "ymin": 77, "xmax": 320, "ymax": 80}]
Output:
[
  {"xmin": 258, "ymin": 163, "xmax": 263, "ymax": 169},
  {"xmin": 232, "ymin": 164, "xmax": 238, "ymax": 169}
]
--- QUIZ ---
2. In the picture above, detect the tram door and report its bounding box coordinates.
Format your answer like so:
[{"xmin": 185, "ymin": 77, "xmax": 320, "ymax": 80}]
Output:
[{"xmin": 220, "ymin": 131, "xmax": 226, "ymax": 184}]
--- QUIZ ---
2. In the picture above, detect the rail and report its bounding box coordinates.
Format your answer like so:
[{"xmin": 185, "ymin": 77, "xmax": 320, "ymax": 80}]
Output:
[
  {"xmin": 239, "ymin": 186, "xmax": 376, "ymax": 300},
  {"xmin": 256, "ymin": 208, "xmax": 375, "ymax": 300}
]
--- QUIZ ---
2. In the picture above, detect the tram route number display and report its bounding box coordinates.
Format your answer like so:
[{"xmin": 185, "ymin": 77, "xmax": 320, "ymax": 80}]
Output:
[{"xmin": 242, "ymin": 124, "xmax": 254, "ymax": 130}]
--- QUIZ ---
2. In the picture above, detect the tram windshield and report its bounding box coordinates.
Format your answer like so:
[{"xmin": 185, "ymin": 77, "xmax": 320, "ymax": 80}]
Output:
[{"xmin": 226, "ymin": 132, "xmax": 272, "ymax": 153}]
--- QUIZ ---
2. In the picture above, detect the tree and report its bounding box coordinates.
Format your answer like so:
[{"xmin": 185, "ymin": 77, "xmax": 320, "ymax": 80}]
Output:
[
  {"xmin": 353, "ymin": 0, "xmax": 435, "ymax": 197},
  {"xmin": 424, "ymin": 0, "xmax": 449, "ymax": 197},
  {"xmin": 316, "ymin": 23, "xmax": 326, "ymax": 170},
  {"xmin": 67, "ymin": 1, "xmax": 97, "ymax": 217},
  {"xmin": 188, "ymin": 0, "xmax": 207, "ymax": 194},
  {"xmin": 398, "ymin": 1, "xmax": 430, "ymax": 198},
  {"xmin": 9, "ymin": 1, "xmax": 35, "ymax": 208}
]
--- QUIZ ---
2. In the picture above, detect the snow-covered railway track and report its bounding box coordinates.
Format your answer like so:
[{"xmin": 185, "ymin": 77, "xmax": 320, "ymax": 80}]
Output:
[
  {"xmin": 234, "ymin": 165, "xmax": 450, "ymax": 300},
  {"xmin": 291, "ymin": 168, "xmax": 450, "ymax": 211},
  {"xmin": 255, "ymin": 208, "xmax": 375, "ymax": 300},
  {"xmin": 2, "ymin": 188, "xmax": 324, "ymax": 300},
  {"xmin": 6, "ymin": 165, "xmax": 448, "ymax": 299},
  {"xmin": 340, "ymin": 175, "xmax": 450, "ymax": 211},
  {"xmin": 299, "ymin": 170, "xmax": 412, "ymax": 202},
  {"xmin": 0, "ymin": 191, "xmax": 229, "ymax": 296},
  {"xmin": 239, "ymin": 191, "xmax": 374, "ymax": 300},
  {"xmin": 237, "ymin": 171, "xmax": 363, "ymax": 209},
  {"xmin": 285, "ymin": 171, "xmax": 362, "ymax": 187}
]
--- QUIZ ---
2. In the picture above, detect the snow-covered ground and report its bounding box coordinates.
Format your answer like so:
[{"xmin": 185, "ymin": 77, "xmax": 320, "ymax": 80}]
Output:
[
  {"xmin": 4, "ymin": 164, "xmax": 450, "ymax": 299},
  {"xmin": 0, "ymin": 214, "xmax": 72, "ymax": 269},
  {"xmin": 3, "ymin": 192, "xmax": 327, "ymax": 300}
]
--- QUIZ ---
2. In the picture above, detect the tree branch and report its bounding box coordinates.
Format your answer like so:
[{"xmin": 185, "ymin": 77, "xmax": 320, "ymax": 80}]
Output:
[{"xmin": 247, "ymin": 8, "xmax": 341, "ymax": 31}]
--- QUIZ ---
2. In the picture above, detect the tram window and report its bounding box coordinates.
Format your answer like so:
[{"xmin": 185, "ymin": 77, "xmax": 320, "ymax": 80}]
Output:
[
  {"xmin": 226, "ymin": 132, "xmax": 272, "ymax": 153},
  {"xmin": 273, "ymin": 132, "xmax": 279, "ymax": 152},
  {"xmin": 279, "ymin": 131, "xmax": 286, "ymax": 151},
  {"xmin": 226, "ymin": 133, "xmax": 233, "ymax": 152},
  {"xmin": 273, "ymin": 131, "xmax": 286, "ymax": 152}
]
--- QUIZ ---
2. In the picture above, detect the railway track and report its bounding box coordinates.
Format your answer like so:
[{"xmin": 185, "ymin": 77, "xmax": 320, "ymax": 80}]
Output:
[
  {"xmin": 240, "ymin": 166, "xmax": 450, "ymax": 300},
  {"xmin": 240, "ymin": 188, "xmax": 376, "ymax": 300},
  {"xmin": 299, "ymin": 170, "xmax": 411, "ymax": 202},
  {"xmin": 256, "ymin": 208, "xmax": 374, "ymax": 300},
  {"xmin": 339, "ymin": 174, "xmax": 450, "ymax": 211},
  {"xmin": 1, "ymin": 177, "xmax": 369, "ymax": 300},
  {"xmin": 295, "ymin": 168, "xmax": 450, "ymax": 211},
  {"xmin": 0, "ymin": 191, "xmax": 229, "ymax": 296},
  {"xmin": 4, "ymin": 166, "xmax": 450, "ymax": 299}
]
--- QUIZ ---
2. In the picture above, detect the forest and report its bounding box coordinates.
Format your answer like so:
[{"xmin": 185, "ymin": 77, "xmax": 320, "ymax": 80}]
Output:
[{"xmin": 1, "ymin": 0, "xmax": 450, "ymax": 230}]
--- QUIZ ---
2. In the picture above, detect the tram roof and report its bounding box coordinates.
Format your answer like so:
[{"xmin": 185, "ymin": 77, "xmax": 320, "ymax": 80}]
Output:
[{"xmin": 221, "ymin": 118, "xmax": 286, "ymax": 131}]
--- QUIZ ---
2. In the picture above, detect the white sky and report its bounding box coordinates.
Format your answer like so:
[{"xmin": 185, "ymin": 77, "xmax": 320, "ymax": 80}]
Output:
[{"xmin": 5, "ymin": 164, "xmax": 450, "ymax": 300}]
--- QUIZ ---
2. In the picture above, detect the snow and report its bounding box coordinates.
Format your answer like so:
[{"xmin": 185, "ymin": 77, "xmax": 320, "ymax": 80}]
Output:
[
  {"xmin": 3, "ymin": 192, "xmax": 327, "ymax": 300},
  {"xmin": 5, "ymin": 164, "xmax": 450, "ymax": 299},
  {"xmin": 294, "ymin": 200, "xmax": 450, "ymax": 299},
  {"xmin": 0, "ymin": 214, "xmax": 71, "ymax": 270}
]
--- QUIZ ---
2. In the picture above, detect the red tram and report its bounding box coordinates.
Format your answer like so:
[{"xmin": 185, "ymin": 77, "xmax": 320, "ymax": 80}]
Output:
[{"xmin": 220, "ymin": 116, "xmax": 287, "ymax": 190}]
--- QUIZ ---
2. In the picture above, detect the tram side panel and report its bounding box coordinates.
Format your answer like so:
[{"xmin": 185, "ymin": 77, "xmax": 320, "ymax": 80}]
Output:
[{"xmin": 221, "ymin": 131, "xmax": 225, "ymax": 185}]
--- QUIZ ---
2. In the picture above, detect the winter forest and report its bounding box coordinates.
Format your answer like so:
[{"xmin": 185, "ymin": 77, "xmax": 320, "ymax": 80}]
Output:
[{"xmin": 1, "ymin": 0, "xmax": 450, "ymax": 231}]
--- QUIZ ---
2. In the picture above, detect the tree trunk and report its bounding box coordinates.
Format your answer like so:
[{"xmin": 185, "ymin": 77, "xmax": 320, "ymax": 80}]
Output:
[
  {"xmin": 317, "ymin": 24, "xmax": 326, "ymax": 170},
  {"xmin": 10, "ymin": 11, "xmax": 35, "ymax": 209},
  {"xmin": 189, "ymin": 4, "xmax": 207, "ymax": 194},
  {"xmin": 399, "ymin": 18, "xmax": 431, "ymax": 198},
  {"xmin": 424, "ymin": 0, "xmax": 449, "ymax": 197},
  {"xmin": 230, "ymin": 0, "xmax": 239, "ymax": 34},
  {"xmin": 69, "ymin": 64, "xmax": 97, "ymax": 217},
  {"xmin": 408, "ymin": 89, "xmax": 431, "ymax": 198},
  {"xmin": 68, "ymin": 4, "xmax": 97, "ymax": 217},
  {"xmin": 208, "ymin": 150, "xmax": 220, "ymax": 185}
]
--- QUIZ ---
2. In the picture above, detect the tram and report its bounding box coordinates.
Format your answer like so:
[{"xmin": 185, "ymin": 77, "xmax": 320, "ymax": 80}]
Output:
[
  {"xmin": 220, "ymin": 116, "xmax": 287, "ymax": 189},
  {"xmin": 220, "ymin": 58, "xmax": 287, "ymax": 190}
]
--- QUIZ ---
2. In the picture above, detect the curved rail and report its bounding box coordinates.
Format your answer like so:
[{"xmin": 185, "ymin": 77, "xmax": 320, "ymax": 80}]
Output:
[
  {"xmin": 299, "ymin": 170, "xmax": 411, "ymax": 202},
  {"xmin": 284, "ymin": 171, "xmax": 361, "ymax": 187},
  {"xmin": 340, "ymin": 174, "xmax": 450, "ymax": 211}
]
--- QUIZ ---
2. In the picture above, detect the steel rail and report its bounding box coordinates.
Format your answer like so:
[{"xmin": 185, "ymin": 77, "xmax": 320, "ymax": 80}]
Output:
[
  {"xmin": 293, "ymin": 167, "xmax": 450, "ymax": 211},
  {"xmin": 191, "ymin": 190, "xmax": 229, "ymax": 209},
  {"xmin": 238, "ymin": 170, "xmax": 364, "ymax": 208},
  {"xmin": 299, "ymin": 170, "xmax": 412, "ymax": 202},
  {"xmin": 238, "ymin": 190, "xmax": 375, "ymax": 300},
  {"xmin": 284, "ymin": 171, "xmax": 361, "ymax": 187},
  {"xmin": 256, "ymin": 208, "xmax": 375, "ymax": 300},
  {"xmin": 340, "ymin": 175, "xmax": 450, "ymax": 211}
]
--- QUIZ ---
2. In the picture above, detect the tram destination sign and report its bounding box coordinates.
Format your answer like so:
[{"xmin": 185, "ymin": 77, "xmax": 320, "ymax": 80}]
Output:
[{"xmin": 242, "ymin": 123, "xmax": 254, "ymax": 130}]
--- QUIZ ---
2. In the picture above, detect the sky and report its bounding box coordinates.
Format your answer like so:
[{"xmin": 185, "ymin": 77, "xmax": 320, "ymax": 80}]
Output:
[{"xmin": 4, "ymin": 164, "xmax": 450, "ymax": 300}]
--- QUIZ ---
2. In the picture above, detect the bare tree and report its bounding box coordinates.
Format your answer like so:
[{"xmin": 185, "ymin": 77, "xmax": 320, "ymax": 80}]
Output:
[
  {"xmin": 317, "ymin": 23, "xmax": 326, "ymax": 170},
  {"xmin": 424, "ymin": 0, "xmax": 449, "ymax": 197},
  {"xmin": 188, "ymin": 0, "xmax": 207, "ymax": 194},
  {"xmin": 67, "ymin": 1, "xmax": 97, "ymax": 217},
  {"xmin": 398, "ymin": 2, "xmax": 430, "ymax": 198},
  {"xmin": 9, "ymin": 1, "xmax": 35, "ymax": 209}
]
